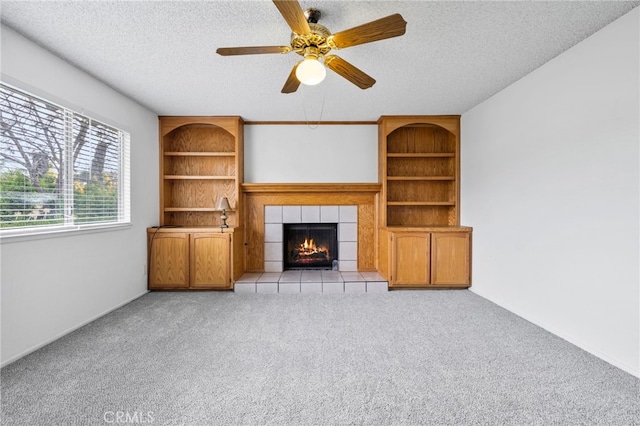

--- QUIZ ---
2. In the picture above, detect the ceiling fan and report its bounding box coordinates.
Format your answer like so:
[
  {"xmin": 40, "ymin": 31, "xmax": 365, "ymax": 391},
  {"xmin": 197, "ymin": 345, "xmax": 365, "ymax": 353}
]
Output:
[{"xmin": 217, "ymin": 0, "xmax": 407, "ymax": 93}]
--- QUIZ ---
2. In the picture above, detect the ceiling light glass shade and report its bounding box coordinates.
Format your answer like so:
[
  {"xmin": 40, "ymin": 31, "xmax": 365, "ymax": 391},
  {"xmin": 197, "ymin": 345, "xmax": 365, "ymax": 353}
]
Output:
[{"xmin": 296, "ymin": 57, "xmax": 326, "ymax": 85}]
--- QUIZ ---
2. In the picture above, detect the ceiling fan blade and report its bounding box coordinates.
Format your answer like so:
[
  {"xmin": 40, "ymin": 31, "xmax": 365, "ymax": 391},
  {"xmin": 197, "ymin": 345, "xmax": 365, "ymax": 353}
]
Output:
[
  {"xmin": 282, "ymin": 63, "xmax": 301, "ymax": 94},
  {"xmin": 216, "ymin": 46, "xmax": 291, "ymax": 56},
  {"xmin": 324, "ymin": 55, "xmax": 375, "ymax": 90},
  {"xmin": 329, "ymin": 14, "xmax": 407, "ymax": 49},
  {"xmin": 272, "ymin": 0, "xmax": 311, "ymax": 35}
]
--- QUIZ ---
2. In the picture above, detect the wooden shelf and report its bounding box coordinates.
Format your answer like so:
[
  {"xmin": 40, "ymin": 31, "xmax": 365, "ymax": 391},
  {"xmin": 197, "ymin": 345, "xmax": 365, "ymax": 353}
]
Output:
[
  {"xmin": 164, "ymin": 152, "xmax": 235, "ymax": 157},
  {"xmin": 164, "ymin": 175, "xmax": 236, "ymax": 180},
  {"xmin": 387, "ymin": 176, "xmax": 455, "ymax": 181},
  {"xmin": 241, "ymin": 183, "xmax": 381, "ymax": 193},
  {"xmin": 387, "ymin": 201, "xmax": 455, "ymax": 206},
  {"xmin": 387, "ymin": 153, "xmax": 455, "ymax": 158},
  {"xmin": 164, "ymin": 207, "xmax": 236, "ymax": 212}
]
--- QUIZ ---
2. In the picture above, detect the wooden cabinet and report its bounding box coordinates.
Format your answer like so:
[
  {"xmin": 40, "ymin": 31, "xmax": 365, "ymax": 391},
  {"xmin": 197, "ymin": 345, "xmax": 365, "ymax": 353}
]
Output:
[
  {"xmin": 431, "ymin": 232, "xmax": 471, "ymax": 286},
  {"xmin": 190, "ymin": 233, "xmax": 231, "ymax": 289},
  {"xmin": 159, "ymin": 116, "xmax": 243, "ymax": 228},
  {"xmin": 147, "ymin": 231, "xmax": 190, "ymax": 289},
  {"xmin": 378, "ymin": 116, "xmax": 460, "ymax": 227},
  {"xmin": 147, "ymin": 227, "xmax": 242, "ymax": 290},
  {"xmin": 391, "ymin": 232, "xmax": 431, "ymax": 286},
  {"xmin": 386, "ymin": 228, "xmax": 471, "ymax": 288}
]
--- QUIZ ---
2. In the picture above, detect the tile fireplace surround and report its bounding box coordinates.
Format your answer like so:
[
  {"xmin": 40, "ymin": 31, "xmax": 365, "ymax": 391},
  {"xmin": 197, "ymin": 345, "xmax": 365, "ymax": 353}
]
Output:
[
  {"xmin": 235, "ymin": 204, "xmax": 388, "ymax": 293},
  {"xmin": 263, "ymin": 205, "xmax": 357, "ymax": 273}
]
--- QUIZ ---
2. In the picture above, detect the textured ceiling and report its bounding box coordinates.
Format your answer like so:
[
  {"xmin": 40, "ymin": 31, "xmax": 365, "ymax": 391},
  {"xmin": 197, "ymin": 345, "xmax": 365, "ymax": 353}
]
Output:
[{"xmin": 1, "ymin": 1, "xmax": 638, "ymax": 121}]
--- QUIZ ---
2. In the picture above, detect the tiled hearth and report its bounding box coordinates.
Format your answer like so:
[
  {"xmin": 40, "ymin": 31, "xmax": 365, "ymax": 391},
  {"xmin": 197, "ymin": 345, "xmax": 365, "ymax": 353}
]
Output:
[{"xmin": 234, "ymin": 271, "xmax": 388, "ymax": 294}]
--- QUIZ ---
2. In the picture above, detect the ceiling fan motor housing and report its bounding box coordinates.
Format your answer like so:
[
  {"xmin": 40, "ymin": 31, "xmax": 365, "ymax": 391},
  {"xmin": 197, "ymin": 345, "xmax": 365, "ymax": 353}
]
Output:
[{"xmin": 291, "ymin": 23, "xmax": 332, "ymax": 57}]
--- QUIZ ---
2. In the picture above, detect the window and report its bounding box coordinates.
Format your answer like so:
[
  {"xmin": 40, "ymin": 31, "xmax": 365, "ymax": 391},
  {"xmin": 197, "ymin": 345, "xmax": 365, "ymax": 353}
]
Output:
[{"xmin": 0, "ymin": 83, "xmax": 130, "ymax": 236}]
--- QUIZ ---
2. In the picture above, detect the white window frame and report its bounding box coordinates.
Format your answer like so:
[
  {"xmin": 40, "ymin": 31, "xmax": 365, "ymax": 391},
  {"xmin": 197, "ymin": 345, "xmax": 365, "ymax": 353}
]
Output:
[{"xmin": 0, "ymin": 82, "xmax": 131, "ymax": 242}]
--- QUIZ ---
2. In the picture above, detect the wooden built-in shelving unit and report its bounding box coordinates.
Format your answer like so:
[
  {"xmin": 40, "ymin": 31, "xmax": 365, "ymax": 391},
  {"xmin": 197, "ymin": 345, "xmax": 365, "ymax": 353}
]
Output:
[
  {"xmin": 149, "ymin": 116, "xmax": 244, "ymax": 291},
  {"xmin": 379, "ymin": 115, "xmax": 460, "ymax": 227},
  {"xmin": 149, "ymin": 115, "xmax": 471, "ymax": 290},
  {"xmin": 159, "ymin": 116, "xmax": 243, "ymax": 227},
  {"xmin": 378, "ymin": 116, "xmax": 472, "ymax": 288}
]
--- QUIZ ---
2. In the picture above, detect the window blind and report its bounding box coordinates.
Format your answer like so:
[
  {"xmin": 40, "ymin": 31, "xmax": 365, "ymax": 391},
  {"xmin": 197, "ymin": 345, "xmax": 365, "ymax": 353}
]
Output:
[{"xmin": 0, "ymin": 83, "xmax": 130, "ymax": 233}]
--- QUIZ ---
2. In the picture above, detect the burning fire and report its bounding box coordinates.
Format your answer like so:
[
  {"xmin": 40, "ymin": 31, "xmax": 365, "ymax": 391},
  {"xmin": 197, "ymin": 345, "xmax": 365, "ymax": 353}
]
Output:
[
  {"xmin": 294, "ymin": 238, "xmax": 329, "ymax": 260},
  {"xmin": 302, "ymin": 238, "xmax": 315, "ymax": 250}
]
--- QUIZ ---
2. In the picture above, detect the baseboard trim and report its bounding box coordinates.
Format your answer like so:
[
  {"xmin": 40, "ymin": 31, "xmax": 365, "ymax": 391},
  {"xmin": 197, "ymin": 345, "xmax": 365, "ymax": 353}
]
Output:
[
  {"xmin": 469, "ymin": 288, "xmax": 639, "ymax": 379},
  {"xmin": 1, "ymin": 290, "xmax": 149, "ymax": 368}
]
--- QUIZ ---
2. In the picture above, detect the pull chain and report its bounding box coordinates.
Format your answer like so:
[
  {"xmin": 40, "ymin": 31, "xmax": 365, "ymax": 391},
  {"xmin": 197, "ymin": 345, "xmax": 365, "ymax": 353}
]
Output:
[{"xmin": 300, "ymin": 82, "xmax": 326, "ymax": 129}]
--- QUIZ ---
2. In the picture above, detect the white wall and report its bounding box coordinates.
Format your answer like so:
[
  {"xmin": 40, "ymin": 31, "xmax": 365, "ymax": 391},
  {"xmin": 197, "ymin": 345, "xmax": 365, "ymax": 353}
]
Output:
[
  {"xmin": 461, "ymin": 8, "xmax": 639, "ymax": 377},
  {"xmin": 0, "ymin": 26, "xmax": 159, "ymax": 365},
  {"xmin": 245, "ymin": 124, "xmax": 377, "ymax": 183}
]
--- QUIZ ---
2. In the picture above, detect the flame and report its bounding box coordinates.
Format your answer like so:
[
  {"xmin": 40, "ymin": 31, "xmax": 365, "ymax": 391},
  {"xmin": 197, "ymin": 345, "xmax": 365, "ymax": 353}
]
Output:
[{"xmin": 294, "ymin": 237, "xmax": 329, "ymax": 260}]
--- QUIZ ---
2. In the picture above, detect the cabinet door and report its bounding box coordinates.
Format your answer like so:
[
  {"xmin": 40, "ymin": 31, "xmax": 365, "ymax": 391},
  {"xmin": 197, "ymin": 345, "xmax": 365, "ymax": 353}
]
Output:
[
  {"xmin": 190, "ymin": 233, "xmax": 231, "ymax": 289},
  {"xmin": 431, "ymin": 232, "xmax": 471, "ymax": 286},
  {"xmin": 148, "ymin": 232, "xmax": 189, "ymax": 289},
  {"xmin": 391, "ymin": 233, "xmax": 430, "ymax": 286}
]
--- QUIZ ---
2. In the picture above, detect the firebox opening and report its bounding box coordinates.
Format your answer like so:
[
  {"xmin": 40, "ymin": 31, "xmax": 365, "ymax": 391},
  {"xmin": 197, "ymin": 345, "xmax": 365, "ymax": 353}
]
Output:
[{"xmin": 283, "ymin": 223, "xmax": 338, "ymax": 270}]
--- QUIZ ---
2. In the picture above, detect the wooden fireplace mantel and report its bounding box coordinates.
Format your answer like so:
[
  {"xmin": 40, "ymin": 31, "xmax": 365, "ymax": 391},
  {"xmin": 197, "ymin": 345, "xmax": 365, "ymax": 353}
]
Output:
[{"xmin": 241, "ymin": 183, "xmax": 381, "ymax": 194}]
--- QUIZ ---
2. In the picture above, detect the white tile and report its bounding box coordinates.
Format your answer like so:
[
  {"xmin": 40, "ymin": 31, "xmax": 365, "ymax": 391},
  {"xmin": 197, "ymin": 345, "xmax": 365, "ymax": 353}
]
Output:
[
  {"xmin": 235, "ymin": 273, "xmax": 262, "ymax": 283},
  {"xmin": 322, "ymin": 282, "xmax": 344, "ymax": 293},
  {"xmin": 366, "ymin": 281, "xmax": 389, "ymax": 293},
  {"xmin": 320, "ymin": 206, "xmax": 339, "ymax": 223},
  {"xmin": 301, "ymin": 206, "xmax": 320, "ymax": 222},
  {"xmin": 265, "ymin": 206, "xmax": 283, "ymax": 224},
  {"xmin": 339, "ymin": 223, "xmax": 357, "ymax": 242},
  {"xmin": 345, "ymin": 281, "xmax": 366, "ymax": 293},
  {"xmin": 300, "ymin": 282, "xmax": 323, "ymax": 293},
  {"xmin": 301, "ymin": 270, "xmax": 323, "ymax": 282},
  {"xmin": 264, "ymin": 242, "xmax": 283, "ymax": 262},
  {"xmin": 283, "ymin": 206, "xmax": 302, "ymax": 223},
  {"xmin": 233, "ymin": 282, "xmax": 256, "ymax": 293},
  {"xmin": 361, "ymin": 272, "xmax": 386, "ymax": 282},
  {"xmin": 321, "ymin": 270, "xmax": 342, "ymax": 282},
  {"xmin": 278, "ymin": 282, "xmax": 301, "ymax": 294},
  {"xmin": 339, "ymin": 205, "xmax": 358, "ymax": 223},
  {"xmin": 264, "ymin": 262, "xmax": 283, "ymax": 273},
  {"xmin": 339, "ymin": 261, "xmax": 357, "ymax": 272},
  {"xmin": 339, "ymin": 242, "xmax": 357, "ymax": 261},
  {"xmin": 279, "ymin": 270, "xmax": 302, "ymax": 282},
  {"xmin": 256, "ymin": 282, "xmax": 279, "ymax": 293},
  {"xmin": 340, "ymin": 272, "xmax": 365, "ymax": 281},
  {"xmin": 265, "ymin": 223, "xmax": 282, "ymax": 243},
  {"xmin": 257, "ymin": 272, "xmax": 282, "ymax": 282}
]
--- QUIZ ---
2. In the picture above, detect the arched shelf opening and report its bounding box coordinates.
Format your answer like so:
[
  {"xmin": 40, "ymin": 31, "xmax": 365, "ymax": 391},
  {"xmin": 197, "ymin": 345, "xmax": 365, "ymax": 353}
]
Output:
[
  {"xmin": 159, "ymin": 117, "xmax": 243, "ymax": 227},
  {"xmin": 379, "ymin": 117, "xmax": 460, "ymax": 227}
]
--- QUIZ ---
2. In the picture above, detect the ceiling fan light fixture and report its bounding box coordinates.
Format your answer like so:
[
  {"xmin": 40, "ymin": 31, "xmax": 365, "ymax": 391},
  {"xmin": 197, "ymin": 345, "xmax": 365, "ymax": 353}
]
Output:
[
  {"xmin": 296, "ymin": 56, "xmax": 326, "ymax": 86},
  {"xmin": 217, "ymin": 1, "xmax": 407, "ymax": 93}
]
